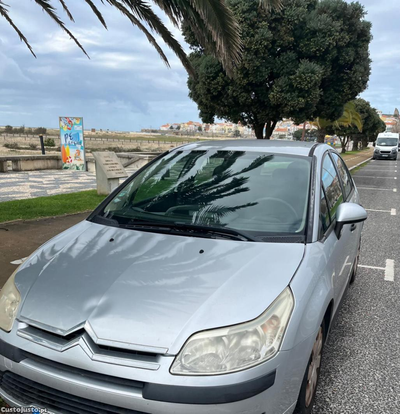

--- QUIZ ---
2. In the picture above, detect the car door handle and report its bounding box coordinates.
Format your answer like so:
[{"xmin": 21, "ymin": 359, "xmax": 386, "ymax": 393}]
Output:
[{"xmin": 350, "ymin": 224, "xmax": 357, "ymax": 232}]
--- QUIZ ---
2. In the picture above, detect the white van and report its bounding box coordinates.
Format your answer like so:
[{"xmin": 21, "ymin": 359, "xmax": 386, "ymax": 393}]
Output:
[{"xmin": 373, "ymin": 132, "xmax": 399, "ymax": 160}]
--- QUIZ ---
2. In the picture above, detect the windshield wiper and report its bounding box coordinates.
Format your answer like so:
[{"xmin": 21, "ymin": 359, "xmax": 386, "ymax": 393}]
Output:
[{"xmin": 124, "ymin": 221, "xmax": 256, "ymax": 242}]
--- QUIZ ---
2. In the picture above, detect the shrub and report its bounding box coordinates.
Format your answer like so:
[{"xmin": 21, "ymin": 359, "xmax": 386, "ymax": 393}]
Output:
[
  {"xmin": 44, "ymin": 138, "xmax": 55, "ymax": 147},
  {"xmin": 4, "ymin": 143, "xmax": 20, "ymax": 149},
  {"xmin": 29, "ymin": 143, "xmax": 38, "ymax": 150}
]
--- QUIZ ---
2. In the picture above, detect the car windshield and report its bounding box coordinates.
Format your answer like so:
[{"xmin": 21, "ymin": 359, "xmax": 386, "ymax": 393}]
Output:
[
  {"xmin": 97, "ymin": 150, "xmax": 311, "ymax": 238},
  {"xmin": 376, "ymin": 138, "xmax": 398, "ymax": 146}
]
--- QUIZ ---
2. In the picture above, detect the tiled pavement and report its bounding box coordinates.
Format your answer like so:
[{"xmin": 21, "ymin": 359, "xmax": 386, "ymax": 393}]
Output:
[{"xmin": 0, "ymin": 166, "xmax": 138, "ymax": 203}]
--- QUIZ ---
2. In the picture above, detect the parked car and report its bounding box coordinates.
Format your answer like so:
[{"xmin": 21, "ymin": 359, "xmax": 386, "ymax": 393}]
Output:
[
  {"xmin": 0, "ymin": 140, "xmax": 367, "ymax": 414},
  {"xmin": 373, "ymin": 132, "xmax": 399, "ymax": 160}
]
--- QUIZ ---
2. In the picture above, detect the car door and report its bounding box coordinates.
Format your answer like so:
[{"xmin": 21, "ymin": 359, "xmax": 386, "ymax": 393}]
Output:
[
  {"xmin": 319, "ymin": 152, "xmax": 354, "ymax": 315},
  {"xmin": 330, "ymin": 151, "xmax": 362, "ymax": 254}
]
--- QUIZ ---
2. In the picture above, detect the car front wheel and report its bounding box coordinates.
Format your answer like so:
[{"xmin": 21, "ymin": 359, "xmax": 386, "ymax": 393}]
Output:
[{"xmin": 294, "ymin": 324, "xmax": 325, "ymax": 414}]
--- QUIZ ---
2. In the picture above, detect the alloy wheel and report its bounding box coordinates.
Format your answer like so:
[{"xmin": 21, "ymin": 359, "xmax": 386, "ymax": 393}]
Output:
[{"xmin": 305, "ymin": 327, "xmax": 323, "ymax": 407}]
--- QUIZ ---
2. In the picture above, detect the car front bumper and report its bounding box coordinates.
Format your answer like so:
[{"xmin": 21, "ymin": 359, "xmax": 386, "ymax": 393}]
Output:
[
  {"xmin": 374, "ymin": 152, "xmax": 397, "ymax": 159},
  {"xmin": 0, "ymin": 323, "xmax": 316, "ymax": 414}
]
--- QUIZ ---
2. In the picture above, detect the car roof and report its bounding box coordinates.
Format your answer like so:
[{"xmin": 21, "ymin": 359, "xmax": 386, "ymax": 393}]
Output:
[{"xmin": 175, "ymin": 139, "xmax": 317, "ymax": 157}]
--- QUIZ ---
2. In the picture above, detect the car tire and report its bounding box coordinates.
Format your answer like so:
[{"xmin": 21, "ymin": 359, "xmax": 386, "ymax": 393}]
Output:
[
  {"xmin": 349, "ymin": 241, "xmax": 361, "ymax": 285},
  {"xmin": 294, "ymin": 322, "xmax": 326, "ymax": 414}
]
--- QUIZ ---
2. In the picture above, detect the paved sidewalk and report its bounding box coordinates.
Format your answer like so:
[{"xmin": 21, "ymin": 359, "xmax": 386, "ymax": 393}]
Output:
[{"xmin": 0, "ymin": 166, "xmax": 138, "ymax": 203}]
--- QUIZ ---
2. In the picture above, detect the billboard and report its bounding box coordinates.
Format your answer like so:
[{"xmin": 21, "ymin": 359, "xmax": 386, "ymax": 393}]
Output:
[{"xmin": 59, "ymin": 117, "xmax": 86, "ymax": 171}]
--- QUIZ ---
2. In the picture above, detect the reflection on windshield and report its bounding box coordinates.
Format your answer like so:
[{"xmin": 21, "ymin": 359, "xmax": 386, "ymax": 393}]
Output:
[
  {"xmin": 377, "ymin": 138, "xmax": 398, "ymax": 146},
  {"xmin": 100, "ymin": 150, "xmax": 311, "ymax": 237}
]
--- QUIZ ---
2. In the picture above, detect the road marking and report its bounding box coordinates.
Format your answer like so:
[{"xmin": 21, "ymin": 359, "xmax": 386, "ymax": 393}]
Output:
[
  {"xmin": 357, "ymin": 187, "xmax": 397, "ymax": 192},
  {"xmin": 385, "ymin": 259, "xmax": 395, "ymax": 282},
  {"xmin": 10, "ymin": 257, "xmax": 27, "ymax": 265},
  {"xmin": 359, "ymin": 259, "xmax": 395, "ymax": 282},
  {"xmin": 355, "ymin": 176, "xmax": 397, "ymax": 179},
  {"xmin": 365, "ymin": 208, "xmax": 397, "ymax": 216},
  {"xmin": 359, "ymin": 265, "xmax": 385, "ymax": 270}
]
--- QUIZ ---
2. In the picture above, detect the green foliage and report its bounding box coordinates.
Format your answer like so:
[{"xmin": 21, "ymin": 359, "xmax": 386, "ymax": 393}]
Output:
[
  {"xmin": 186, "ymin": 0, "xmax": 372, "ymax": 139},
  {"xmin": 4, "ymin": 125, "xmax": 13, "ymax": 134},
  {"xmin": 327, "ymin": 99, "xmax": 386, "ymax": 151},
  {"xmin": 293, "ymin": 130, "xmax": 304, "ymax": 141},
  {"xmin": 44, "ymin": 138, "xmax": 55, "ymax": 147}
]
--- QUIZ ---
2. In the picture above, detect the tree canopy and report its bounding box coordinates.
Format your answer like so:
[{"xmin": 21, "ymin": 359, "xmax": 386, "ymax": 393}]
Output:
[
  {"xmin": 186, "ymin": 0, "xmax": 372, "ymax": 139},
  {"xmin": 326, "ymin": 99, "xmax": 386, "ymax": 152}
]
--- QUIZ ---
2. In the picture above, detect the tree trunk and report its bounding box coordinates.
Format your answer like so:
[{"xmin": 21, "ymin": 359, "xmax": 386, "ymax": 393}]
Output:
[
  {"xmin": 316, "ymin": 129, "xmax": 326, "ymax": 143},
  {"xmin": 254, "ymin": 124, "xmax": 265, "ymax": 140},
  {"xmin": 340, "ymin": 137, "xmax": 347, "ymax": 154},
  {"xmin": 265, "ymin": 120, "xmax": 278, "ymax": 139},
  {"xmin": 301, "ymin": 122, "xmax": 307, "ymax": 141}
]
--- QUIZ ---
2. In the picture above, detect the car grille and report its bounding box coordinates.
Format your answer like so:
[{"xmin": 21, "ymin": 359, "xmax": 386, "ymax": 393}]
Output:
[
  {"xmin": 0, "ymin": 372, "xmax": 147, "ymax": 414},
  {"xmin": 381, "ymin": 151, "xmax": 391, "ymax": 154}
]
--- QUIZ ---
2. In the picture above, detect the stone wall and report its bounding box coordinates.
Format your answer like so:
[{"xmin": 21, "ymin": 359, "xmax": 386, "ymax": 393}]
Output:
[{"xmin": 0, "ymin": 134, "xmax": 195, "ymax": 152}]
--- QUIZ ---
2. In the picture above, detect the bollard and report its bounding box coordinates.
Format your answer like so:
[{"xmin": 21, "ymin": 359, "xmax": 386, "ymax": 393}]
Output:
[{"xmin": 39, "ymin": 135, "xmax": 45, "ymax": 155}]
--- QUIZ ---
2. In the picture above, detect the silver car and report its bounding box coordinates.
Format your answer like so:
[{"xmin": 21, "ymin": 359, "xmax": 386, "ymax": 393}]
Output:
[{"xmin": 0, "ymin": 140, "xmax": 367, "ymax": 414}]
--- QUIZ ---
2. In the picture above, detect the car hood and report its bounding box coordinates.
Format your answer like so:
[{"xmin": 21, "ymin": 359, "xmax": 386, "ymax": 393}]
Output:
[{"xmin": 16, "ymin": 221, "xmax": 305, "ymax": 354}]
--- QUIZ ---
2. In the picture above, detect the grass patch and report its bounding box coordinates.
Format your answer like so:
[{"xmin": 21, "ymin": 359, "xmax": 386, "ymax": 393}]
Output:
[
  {"xmin": 341, "ymin": 148, "xmax": 371, "ymax": 157},
  {"xmin": 0, "ymin": 190, "xmax": 106, "ymax": 223}
]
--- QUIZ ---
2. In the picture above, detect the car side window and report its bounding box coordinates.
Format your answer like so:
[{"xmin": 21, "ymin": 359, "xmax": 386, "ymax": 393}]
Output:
[
  {"xmin": 331, "ymin": 153, "xmax": 353, "ymax": 200},
  {"xmin": 322, "ymin": 154, "xmax": 344, "ymax": 221},
  {"xmin": 320, "ymin": 186, "xmax": 331, "ymax": 236}
]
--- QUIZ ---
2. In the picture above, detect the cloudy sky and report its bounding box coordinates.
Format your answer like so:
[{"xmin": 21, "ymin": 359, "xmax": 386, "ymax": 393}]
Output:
[{"xmin": 0, "ymin": 0, "xmax": 399, "ymax": 131}]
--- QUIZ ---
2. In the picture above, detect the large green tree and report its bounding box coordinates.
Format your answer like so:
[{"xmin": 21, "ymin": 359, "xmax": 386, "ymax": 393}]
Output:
[
  {"xmin": 327, "ymin": 99, "xmax": 386, "ymax": 152},
  {"xmin": 186, "ymin": 0, "xmax": 372, "ymax": 139},
  {"xmin": 0, "ymin": 1, "xmax": 282, "ymax": 76}
]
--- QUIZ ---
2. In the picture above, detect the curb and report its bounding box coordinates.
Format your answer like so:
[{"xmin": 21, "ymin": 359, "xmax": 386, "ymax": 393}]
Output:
[{"xmin": 349, "ymin": 157, "xmax": 372, "ymax": 171}]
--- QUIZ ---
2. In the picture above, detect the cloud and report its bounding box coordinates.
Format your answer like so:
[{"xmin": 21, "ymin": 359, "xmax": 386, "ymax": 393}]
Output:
[{"xmin": 0, "ymin": 0, "xmax": 198, "ymax": 130}]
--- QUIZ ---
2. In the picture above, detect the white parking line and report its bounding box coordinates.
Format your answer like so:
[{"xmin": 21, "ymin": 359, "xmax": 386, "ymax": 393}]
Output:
[
  {"xmin": 385, "ymin": 260, "xmax": 395, "ymax": 282},
  {"xmin": 359, "ymin": 265, "xmax": 385, "ymax": 270},
  {"xmin": 365, "ymin": 208, "xmax": 397, "ymax": 216},
  {"xmin": 359, "ymin": 259, "xmax": 395, "ymax": 282},
  {"xmin": 355, "ymin": 176, "xmax": 397, "ymax": 179},
  {"xmin": 357, "ymin": 187, "xmax": 397, "ymax": 192}
]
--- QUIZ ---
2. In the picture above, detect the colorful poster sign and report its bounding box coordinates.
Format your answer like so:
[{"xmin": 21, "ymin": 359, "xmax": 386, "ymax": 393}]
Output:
[{"xmin": 59, "ymin": 117, "xmax": 86, "ymax": 171}]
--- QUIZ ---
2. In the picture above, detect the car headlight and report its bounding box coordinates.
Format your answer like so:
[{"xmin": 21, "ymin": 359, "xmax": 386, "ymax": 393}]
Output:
[
  {"xmin": 0, "ymin": 270, "xmax": 21, "ymax": 332},
  {"xmin": 171, "ymin": 287, "xmax": 294, "ymax": 375}
]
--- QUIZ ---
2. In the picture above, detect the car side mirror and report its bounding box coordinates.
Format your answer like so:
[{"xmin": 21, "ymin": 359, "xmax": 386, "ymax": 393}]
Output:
[
  {"xmin": 335, "ymin": 203, "xmax": 367, "ymax": 239},
  {"xmin": 373, "ymin": 142, "xmax": 376, "ymax": 147}
]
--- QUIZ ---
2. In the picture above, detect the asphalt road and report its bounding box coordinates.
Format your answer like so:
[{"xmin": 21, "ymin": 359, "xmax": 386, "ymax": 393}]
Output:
[{"xmin": 314, "ymin": 158, "xmax": 400, "ymax": 413}]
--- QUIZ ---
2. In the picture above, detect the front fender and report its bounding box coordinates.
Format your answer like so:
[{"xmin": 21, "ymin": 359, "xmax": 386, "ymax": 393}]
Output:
[{"xmin": 282, "ymin": 243, "xmax": 334, "ymax": 351}]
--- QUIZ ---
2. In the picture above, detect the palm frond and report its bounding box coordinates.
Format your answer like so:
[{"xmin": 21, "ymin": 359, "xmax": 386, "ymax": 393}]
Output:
[
  {"xmin": 188, "ymin": 0, "xmax": 242, "ymax": 75},
  {"xmin": 58, "ymin": 0, "xmax": 74, "ymax": 21},
  {"xmin": 259, "ymin": 0, "xmax": 283, "ymax": 11},
  {"xmin": 0, "ymin": 1, "xmax": 36, "ymax": 57},
  {"xmin": 111, "ymin": 0, "xmax": 194, "ymax": 75},
  {"xmin": 84, "ymin": 0, "xmax": 107, "ymax": 28},
  {"xmin": 33, "ymin": 0, "xmax": 89, "ymax": 58},
  {"xmin": 106, "ymin": 0, "xmax": 171, "ymax": 68}
]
